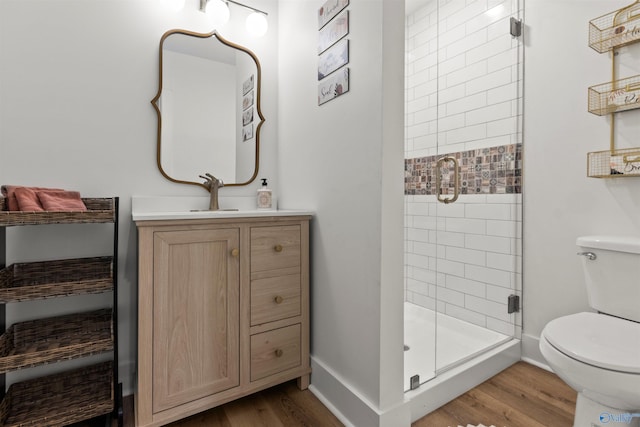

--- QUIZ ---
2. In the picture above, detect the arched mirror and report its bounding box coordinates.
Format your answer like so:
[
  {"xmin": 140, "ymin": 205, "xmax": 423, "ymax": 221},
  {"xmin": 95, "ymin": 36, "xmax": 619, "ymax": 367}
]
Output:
[{"xmin": 152, "ymin": 29, "xmax": 264, "ymax": 189}]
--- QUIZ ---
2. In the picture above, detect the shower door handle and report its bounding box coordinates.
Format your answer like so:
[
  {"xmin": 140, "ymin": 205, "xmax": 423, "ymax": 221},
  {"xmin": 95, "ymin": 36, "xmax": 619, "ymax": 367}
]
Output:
[{"xmin": 435, "ymin": 156, "xmax": 460, "ymax": 204}]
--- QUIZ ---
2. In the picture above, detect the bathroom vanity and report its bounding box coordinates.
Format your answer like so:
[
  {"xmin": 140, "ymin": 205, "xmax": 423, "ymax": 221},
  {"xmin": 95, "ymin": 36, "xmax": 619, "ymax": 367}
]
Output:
[{"xmin": 132, "ymin": 199, "xmax": 311, "ymax": 427}]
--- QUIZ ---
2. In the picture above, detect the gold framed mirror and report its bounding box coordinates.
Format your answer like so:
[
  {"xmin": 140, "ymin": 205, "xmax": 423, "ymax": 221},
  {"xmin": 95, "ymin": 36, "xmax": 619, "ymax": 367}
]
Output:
[{"xmin": 152, "ymin": 29, "xmax": 264, "ymax": 189}]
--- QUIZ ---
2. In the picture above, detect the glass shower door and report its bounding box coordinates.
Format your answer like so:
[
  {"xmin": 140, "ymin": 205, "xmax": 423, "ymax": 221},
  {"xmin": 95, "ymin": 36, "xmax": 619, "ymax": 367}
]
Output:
[{"xmin": 405, "ymin": 0, "xmax": 524, "ymax": 389}]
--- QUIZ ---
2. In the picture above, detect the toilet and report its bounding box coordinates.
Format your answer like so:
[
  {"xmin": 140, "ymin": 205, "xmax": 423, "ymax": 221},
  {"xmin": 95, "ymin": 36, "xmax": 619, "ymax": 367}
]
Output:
[{"xmin": 539, "ymin": 236, "xmax": 640, "ymax": 427}]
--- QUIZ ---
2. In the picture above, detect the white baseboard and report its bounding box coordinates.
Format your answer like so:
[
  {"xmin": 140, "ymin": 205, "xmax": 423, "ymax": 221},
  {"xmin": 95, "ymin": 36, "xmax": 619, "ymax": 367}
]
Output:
[
  {"xmin": 308, "ymin": 356, "xmax": 410, "ymax": 427},
  {"xmin": 521, "ymin": 332, "xmax": 551, "ymax": 370}
]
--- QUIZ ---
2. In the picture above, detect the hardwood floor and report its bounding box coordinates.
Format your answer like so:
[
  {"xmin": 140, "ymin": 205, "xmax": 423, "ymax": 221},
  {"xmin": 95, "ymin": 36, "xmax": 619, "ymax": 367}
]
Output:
[
  {"xmin": 107, "ymin": 362, "xmax": 576, "ymax": 427},
  {"xmin": 414, "ymin": 362, "xmax": 577, "ymax": 427}
]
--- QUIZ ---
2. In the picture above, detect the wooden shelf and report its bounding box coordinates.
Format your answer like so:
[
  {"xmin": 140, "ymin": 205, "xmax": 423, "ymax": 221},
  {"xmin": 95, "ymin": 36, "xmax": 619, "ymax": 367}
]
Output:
[
  {"xmin": 0, "ymin": 256, "xmax": 113, "ymax": 303},
  {"xmin": 0, "ymin": 197, "xmax": 116, "ymax": 226},
  {"xmin": 0, "ymin": 362, "xmax": 114, "ymax": 427},
  {"xmin": 0, "ymin": 309, "xmax": 113, "ymax": 374}
]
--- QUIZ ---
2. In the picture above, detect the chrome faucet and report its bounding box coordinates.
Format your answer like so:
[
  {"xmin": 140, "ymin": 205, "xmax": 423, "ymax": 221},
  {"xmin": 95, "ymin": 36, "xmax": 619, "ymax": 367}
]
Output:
[{"xmin": 199, "ymin": 173, "xmax": 224, "ymax": 211}]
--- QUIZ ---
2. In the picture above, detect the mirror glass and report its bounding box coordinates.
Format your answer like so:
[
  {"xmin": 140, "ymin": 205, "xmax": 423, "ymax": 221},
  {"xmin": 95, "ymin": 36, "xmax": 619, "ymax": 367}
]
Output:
[{"xmin": 153, "ymin": 30, "xmax": 263, "ymax": 188}]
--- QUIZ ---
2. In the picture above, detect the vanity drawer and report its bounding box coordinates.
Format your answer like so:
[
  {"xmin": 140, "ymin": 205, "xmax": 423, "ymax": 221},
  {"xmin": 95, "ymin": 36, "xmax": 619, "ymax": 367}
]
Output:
[
  {"xmin": 250, "ymin": 324, "xmax": 301, "ymax": 382},
  {"xmin": 250, "ymin": 225, "xmax": 301, "ymax": 273},
  {"xmin": 251, "ymin": 274, "xmax": 301, "ymax": 326}
]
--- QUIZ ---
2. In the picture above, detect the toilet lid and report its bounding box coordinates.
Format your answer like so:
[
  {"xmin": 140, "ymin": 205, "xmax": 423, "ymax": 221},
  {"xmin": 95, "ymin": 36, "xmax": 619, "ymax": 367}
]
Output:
[{"xmin": 543, "ymin": 312, "xmax": 640, "ymax": 374}]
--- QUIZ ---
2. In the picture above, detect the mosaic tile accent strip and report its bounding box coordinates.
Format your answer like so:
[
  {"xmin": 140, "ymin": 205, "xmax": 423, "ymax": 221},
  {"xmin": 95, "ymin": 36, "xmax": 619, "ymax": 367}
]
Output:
[{"xmin": 405, "ymin": 143, "xmax": 522, "ymax": 195}]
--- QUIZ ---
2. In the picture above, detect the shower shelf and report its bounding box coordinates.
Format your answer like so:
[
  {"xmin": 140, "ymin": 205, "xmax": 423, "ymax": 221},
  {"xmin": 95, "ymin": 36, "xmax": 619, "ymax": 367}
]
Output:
[
  {"xmin": 589, "ymin": 2, "xmax": 640, "ymax": 53},
  {"xmin": 588, "ymin": 74, "xmax": 640, "ymax": 116},
  {"xmin": 587, "ymin": 2, "xmax": 640, "ymax": 179}
]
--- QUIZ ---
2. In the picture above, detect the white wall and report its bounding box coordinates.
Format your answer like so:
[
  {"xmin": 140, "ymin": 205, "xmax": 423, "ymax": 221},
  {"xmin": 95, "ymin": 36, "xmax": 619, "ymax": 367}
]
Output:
[
  {"xmin": 523, "ymin": 0, "xmax": 640, "ymax": 363},
  {"xmin": 277, "ymin": 0, "xmax": 407, "ymax": 425},
  {"xmin": 0, "ymin": 0, "xmax": 280, "ymax": 393}
]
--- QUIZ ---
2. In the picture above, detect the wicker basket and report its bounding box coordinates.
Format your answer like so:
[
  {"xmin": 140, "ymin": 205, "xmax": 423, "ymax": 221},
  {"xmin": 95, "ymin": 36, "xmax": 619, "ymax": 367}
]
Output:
[
  {"xmin": 0, "ymin": 256, "xmax": 113, "ymax": 303},
  {"xmin": 0, "ymin": 361, "xmax": 114, "ymax": 427},
  {"xmin": 0, "ymin": 197, "xmax": 116, "ymax": 226},
  {"xmin": 0, "ymin": 309, "xmax": 113, "ymax": 374}
]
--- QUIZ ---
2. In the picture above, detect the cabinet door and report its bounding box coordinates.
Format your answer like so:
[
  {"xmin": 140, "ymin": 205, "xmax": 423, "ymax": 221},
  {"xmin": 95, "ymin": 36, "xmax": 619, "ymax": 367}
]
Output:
[{"xmin": 152, "ymin": 228, "xmax": 240, "ymax": 413}]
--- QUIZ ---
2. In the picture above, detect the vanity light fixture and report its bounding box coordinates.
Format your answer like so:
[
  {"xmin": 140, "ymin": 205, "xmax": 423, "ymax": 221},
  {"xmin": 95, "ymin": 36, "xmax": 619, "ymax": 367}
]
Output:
[{"xmin": 199, "ymin": 0, "xmax": 268, "ymax": 36}]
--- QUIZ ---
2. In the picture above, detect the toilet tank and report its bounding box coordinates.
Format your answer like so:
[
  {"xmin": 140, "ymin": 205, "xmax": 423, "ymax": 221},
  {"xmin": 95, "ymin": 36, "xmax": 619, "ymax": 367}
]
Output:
[{"xmin": 577, "ymin": 235, "xmax": 640, "ymax": 322}]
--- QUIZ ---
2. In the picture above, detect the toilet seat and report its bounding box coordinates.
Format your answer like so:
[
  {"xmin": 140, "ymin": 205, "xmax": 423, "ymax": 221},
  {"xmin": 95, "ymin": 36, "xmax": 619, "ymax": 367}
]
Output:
[{"xmin": 543, "ymin": 312, "xmax": 640, "ymax": 374}]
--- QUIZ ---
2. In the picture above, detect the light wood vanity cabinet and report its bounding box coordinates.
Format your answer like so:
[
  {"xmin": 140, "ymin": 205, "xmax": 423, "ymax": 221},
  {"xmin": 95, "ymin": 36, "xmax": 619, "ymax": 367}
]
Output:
[{"xmin": 135, "ymin": 215, "xmax": 311, "ymax": 427}]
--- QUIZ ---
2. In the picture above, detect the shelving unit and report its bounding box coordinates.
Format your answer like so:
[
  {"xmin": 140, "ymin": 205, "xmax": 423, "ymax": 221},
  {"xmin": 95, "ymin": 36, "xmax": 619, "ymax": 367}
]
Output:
[
  {"xmin": 587, "ymin": 1, "xmax": 640, "ymax": 178},
  {"xmin": 0, "ymin": 197, "xmax": 122, "ymax": 427}
]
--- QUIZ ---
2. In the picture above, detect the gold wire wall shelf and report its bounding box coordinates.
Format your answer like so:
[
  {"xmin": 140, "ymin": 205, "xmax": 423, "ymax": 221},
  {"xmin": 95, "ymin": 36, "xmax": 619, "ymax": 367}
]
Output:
[
  {"xmin": 587, "ymin": 147, "xmax": 640, "ymax": 178},
  {"xmin": 589, "ymin": 2, "xmax": 640, "ymax": 53},
  {"xmin": 588, "ymin": 74, "xmax": 640, "ymax": 115}
]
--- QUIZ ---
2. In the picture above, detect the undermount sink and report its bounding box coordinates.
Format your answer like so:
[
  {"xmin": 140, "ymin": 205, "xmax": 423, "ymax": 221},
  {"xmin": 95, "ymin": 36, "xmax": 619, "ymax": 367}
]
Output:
[{"xmin": 131, "ymin": 196, "xmax": 309, "ymax": 221}]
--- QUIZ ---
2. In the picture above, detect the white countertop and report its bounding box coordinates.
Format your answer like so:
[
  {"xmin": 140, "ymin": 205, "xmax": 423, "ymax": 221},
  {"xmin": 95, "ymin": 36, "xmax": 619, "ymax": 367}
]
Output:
[{"xmin": 131, "ymin": 196, "xmax": 313, "ymax": 221}]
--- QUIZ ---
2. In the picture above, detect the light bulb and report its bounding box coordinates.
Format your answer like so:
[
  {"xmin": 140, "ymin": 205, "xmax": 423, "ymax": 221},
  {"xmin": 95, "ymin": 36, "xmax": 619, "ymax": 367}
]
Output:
[
  {"xmin": 206, "ymin": 0, "xmax": 230, "ymax": 26},
  {"xmin": 246, "ymin": 12, "xmax": 268, "ymax": 37}
]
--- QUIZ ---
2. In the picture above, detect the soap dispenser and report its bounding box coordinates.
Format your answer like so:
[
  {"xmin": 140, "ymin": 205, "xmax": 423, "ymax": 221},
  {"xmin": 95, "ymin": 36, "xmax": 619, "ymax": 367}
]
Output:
[{"xmin": 257, "ymin": 178, "xmax": 272, "ymax": 210}]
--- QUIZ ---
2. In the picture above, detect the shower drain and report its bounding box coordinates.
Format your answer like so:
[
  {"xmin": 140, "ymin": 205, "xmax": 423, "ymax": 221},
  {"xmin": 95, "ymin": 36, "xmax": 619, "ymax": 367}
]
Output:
[{"xmin": 404, "ymin": 344, "xmax": 410, "ymax": 351}]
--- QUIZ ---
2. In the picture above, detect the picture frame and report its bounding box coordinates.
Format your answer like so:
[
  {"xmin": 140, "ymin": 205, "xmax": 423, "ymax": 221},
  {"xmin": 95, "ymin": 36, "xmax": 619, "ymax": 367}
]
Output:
[
  {"xmin": 242, "ymin": 123, "xmax": 254, "ymax": 141},
  {"xmin": 318, "ymin": 0, "xmax": 349, "ymax": 30},
  {"xmin": 242, "ymin": 90, "xmax": 254, "ymax": 110},
  {"xmin": 318, "ymin": 67, "xmax": 349, "ymax": 105},
  {"xmin": 318, "ymin": 9, "xmax": 349, "ymax": 54},
  {"xmin": 318, "ymin": 38, "xmax": 349, "ymax": 80},
  {"xmin": 242, "ymin": 108, "xmax": 254, "ymax": 126},
  {"xmin": 242, "ymin": 74, "xmax": 254, "ymax": 96}
]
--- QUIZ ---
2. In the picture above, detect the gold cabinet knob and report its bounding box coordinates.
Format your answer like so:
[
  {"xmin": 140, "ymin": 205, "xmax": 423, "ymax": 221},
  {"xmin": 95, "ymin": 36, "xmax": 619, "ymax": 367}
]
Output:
[
  {"xmin": 274, "ymin": 295, "xmax": 284, "ymax": 304},
  {"xmin": 230, "ymin": 248, "xmax": 239, "ymax": 257},
  {"xmin": 274, "ymin": 244, "xmax": 283, "ymax": 253},
  {"xmin": 274, "ymin": 349, "xmax": 283, "ymax": 358}
]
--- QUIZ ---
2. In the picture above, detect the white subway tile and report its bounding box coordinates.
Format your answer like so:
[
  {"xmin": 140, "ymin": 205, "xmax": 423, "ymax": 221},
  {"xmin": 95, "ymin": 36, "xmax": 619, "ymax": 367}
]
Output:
[
  {"xmin": 486, "ymin": 317, "xmax": 514, "ymax": 336},
  {"xmin": 436, "ymin": 258, "xmax": 466, "ymax": 277},
  {"xmin": 436, "ymin": 230, "xmax": 465, "ymax": 247},
  {"xmin": 446, "ymin": 217, "xmax": 487, "ymax": 234},
  {"xmin": 436, "ymin": 201, "xmax": 466, "ymax": 218},
  {"xmin": 486, "ymin": 252, "xmax": 518, "ymax": 272},
  {"xmin": 438, "ymin": 53, "xmax": 467, "ymax": 76},
  {"xmin": 410, "ymin": 293, "xmax": 436, "ymax": 310},
  {"xmin": 446, "ymin": 246, "xmax": 486, "ymax": 266},
  {"xmin": 446, "ymin": 92, "xmax": 487, "ymax": 115},
  {"xmin": 446, "ymin": 123, "xmax": 487, "ymax": 144},
  {"xmin": 414, "ymin": 241, "xmax": 437, "ymax": 257},
  {"xmin": 445, "ymin": 304, "xmax": 486, "ymax": 327},
  {"xmin": 411, "ymin": 266, "xmax": 437, "ymax": 285},
  {"xmin": 446, "ymin": 275, "xmax": 486, "ymax": 297},
  {"xmin": 486, "ymin": 219, "xmax": 517, "ymax": 238},
  {"xmin": 465, "ymin": 203, "xmax": 511, "ymax": 220},
  {"xmin": 467, "ymin": 34, "xmax": 513, "ymax": 66},
  {"xmin": 466, "ymin": 295, "xmax": 510, "ymax": 322},
  {"xmin": 487, "ymin": 117, "xmax": 517, "ymax": 137},
  {"xmin": 413, "ymin": 214, "xmax": 438, "ymax": 230},
  {"xmin": 437, "ymin": 287, "xmax": 465, "ymax": 306},
  {"xmin": 466, "ymin": 67, "xmax": 512, "ymax": 96},
  {"xmin": 407, "ymin": 278, "xmax": 430, "ymax": 296},
  {"xmin": 465, "ymin": 264, "xmax": 512, "ymax": 288},
  {"xmin": 438, "ymin": 113, "xmax": 466, "ymax": 132},
  {"xmin": 447, "ymin": 29, "xmax": 488, "ymax": 59},
  {"xmin": 487, "ymin": 46, "xmax": 518, "ymax": 72},
  {"xmin": 465, "ymin": 101, "xmax": 512, "ymax": 126},
  {"xmin": 465, "ymin": 234, "xmax": 511, "ymax": 254},
  {"xmin": 486, "ymin": 283, "xmax": 513, "ymax": 303},
  {"xmin": 487, "ymin": 82, "xmax": 517, "ymax": 104},
  {"xmin": 407, "ymin": 253, "xmax": 430, "ymax": 269},
  {"xmin": 447, "ymin": 61, "xmax": 488, "ymax": 88},
  {"xmin": 407, "ymin": 227, "xmax": 430, "ymax": 243}
]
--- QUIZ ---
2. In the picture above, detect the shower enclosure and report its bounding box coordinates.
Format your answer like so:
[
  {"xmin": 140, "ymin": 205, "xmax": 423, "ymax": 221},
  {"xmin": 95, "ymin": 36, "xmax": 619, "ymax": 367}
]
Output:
[{"xmin": 403, "ymin": 0, "xmax": 524, "ymax": 414}]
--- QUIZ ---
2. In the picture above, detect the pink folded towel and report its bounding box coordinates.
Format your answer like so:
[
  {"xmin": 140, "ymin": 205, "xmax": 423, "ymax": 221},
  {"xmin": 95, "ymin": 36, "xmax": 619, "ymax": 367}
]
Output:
[
  {"xmin": 14, "ymin": 187, "xmax": 45, "ymax": 211},
  {"xmin": 1, "ymin": 185, "xmax": 64, "ymax": 211},
  {"xmin": 37, "ymin": 191, "xmax": 87, "ymax": 212}
]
